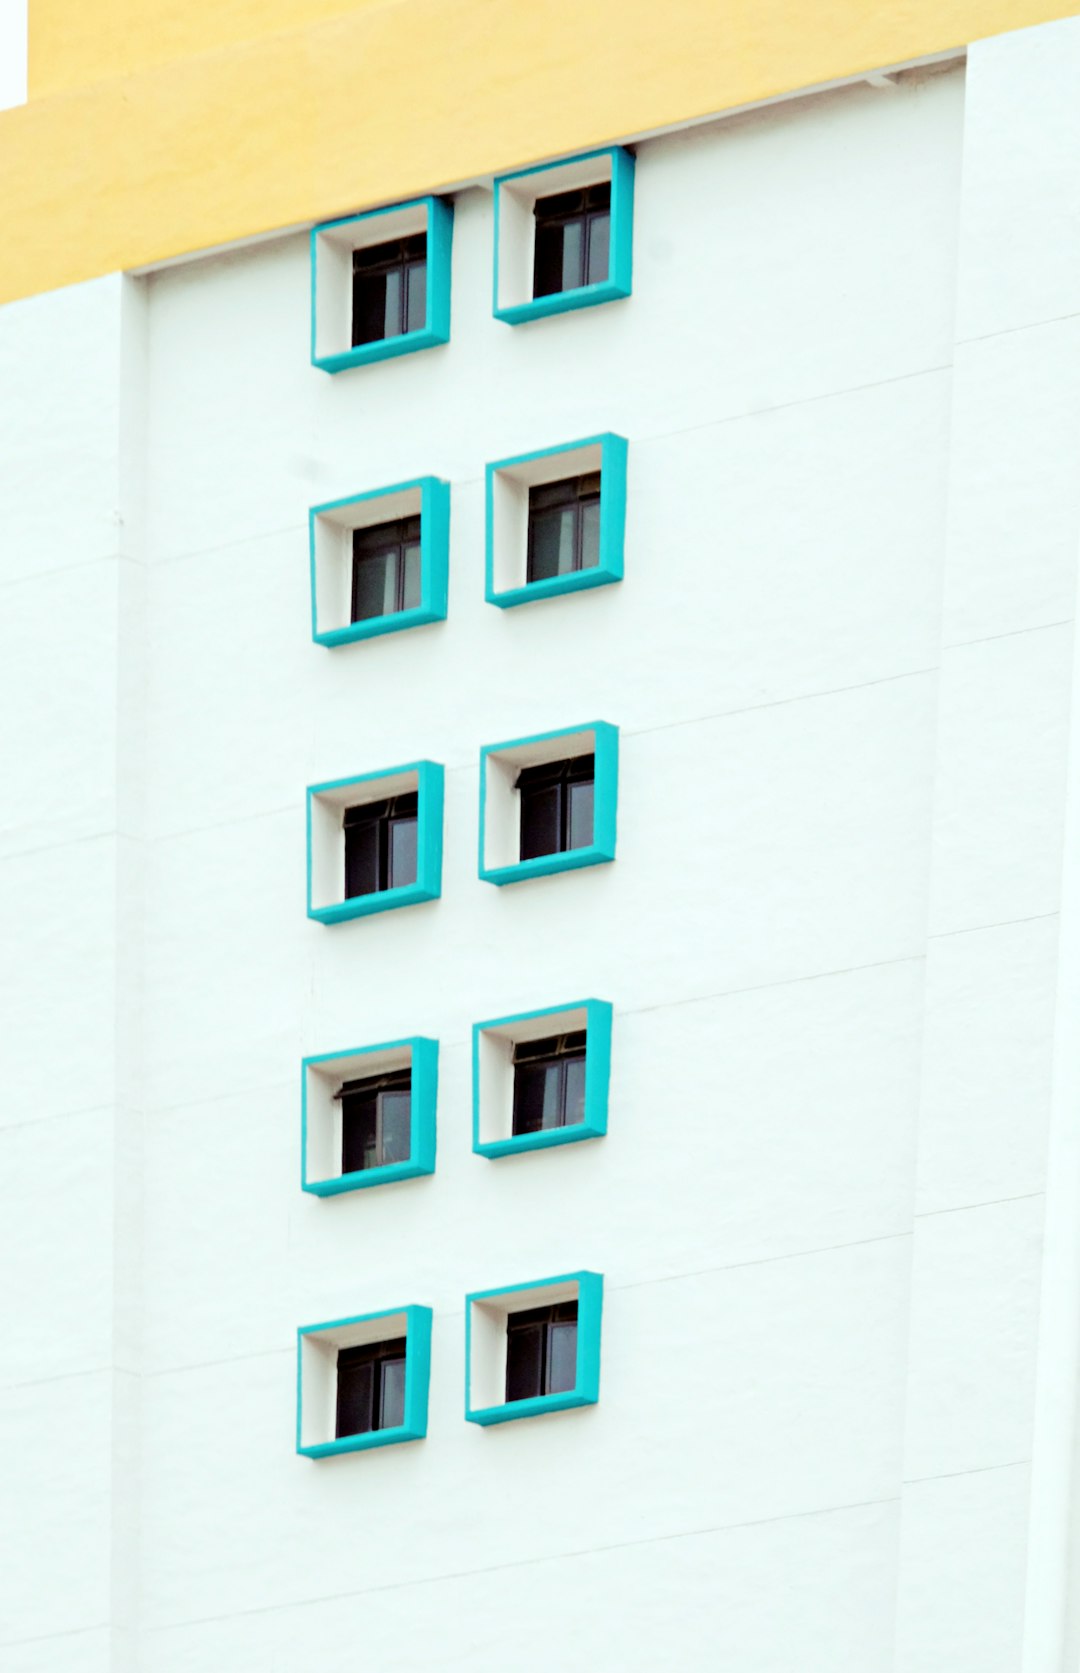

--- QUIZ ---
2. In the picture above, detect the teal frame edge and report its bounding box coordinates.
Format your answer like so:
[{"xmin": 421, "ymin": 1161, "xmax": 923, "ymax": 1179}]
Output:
[
  {"xmin": 296, "ymin": 1303, "xmax": 432, "ymax": 1458},
  {"xmin": 465, "ymin": 1271, "xmax": 603, "ymax": 1426},
  {"xmin": 311, "ymin": 195, "xmax": 453, "ymax": 373},
  {"xmin": 493, "ymin": 147, "xmax": 634, "ymax": 326},
  {"xmin": 485, "ymin": 434, "xmax": 627, "ymax": 609},
  {"xmin": 307, "ymin": 759, "xmax": 444, "ymax": 924},
  {"xmin": 472, "ymin": 999, "xmax": 611, "ymax": 1159},
  {"xmin": 478, "ymin": 720, "xmax": 618, "ymax": 886},
  {"xmin": 302, "ymin": 1036, "xmax": 438, "ymax": 1194},
  {"xmin": 310, "ymin": 477, "xmax": 450, "ymax": 647}
]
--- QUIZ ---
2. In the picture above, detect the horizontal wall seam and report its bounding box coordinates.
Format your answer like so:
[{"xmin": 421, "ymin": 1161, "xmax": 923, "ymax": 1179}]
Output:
[
  {"xmin": 955, "ymin": 303, "xmax": 1080, "ymax": 350},
  {"xmin": 902, "ymin": 1457, "xmax": 1030, "ymax": 1486},
  {"xmin": 943, "ymin": 618, "xmax": 1073, "ymax": 653},
  {"xmin": 914, "ymin": 1190, "xmax": 1044, "ymax": 1220},
  {"xmin": 140, "ymin": 1490, "xmax": 901, "ymax": 1635}
]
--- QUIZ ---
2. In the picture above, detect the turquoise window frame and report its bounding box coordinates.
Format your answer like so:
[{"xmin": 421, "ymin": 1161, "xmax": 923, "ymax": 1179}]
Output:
[
  {"xmin": 478, "ymin": 721, "xmax": 617, "ymax": 886},
  {"xmin": 472, "ymin": 999, "xmax": 611, "ymax": 1159},
  {"xmin": 302, "ymin": 1036, "xmax": 438, "ymax": 1195},
  {"xmin": 309, "ymin": 476, "xmax": 450, "ymax": 647},
  {"xmin": 297, "ymin": 1304, "xmax": 432, "ymax": 1458},
  {"xmin": 485, "ymin": 434, "xmax": 627, "ymax": 609},
  {"xmin": 465, "ymin": 1272, "xmax": 603, "ymax": 1426},
  {"xmin": 311, "ymin": 195, "xmax": 453, "ymax": 373},
  {"xmin": 307, "ymin": 760, "xmax": 443, "ymax": 924},
  {"xmin": 493, "ymin": 147, "xmax": 634, "ymax": 326}
]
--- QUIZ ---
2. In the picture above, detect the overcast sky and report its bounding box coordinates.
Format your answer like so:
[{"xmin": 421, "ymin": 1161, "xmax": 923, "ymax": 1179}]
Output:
[{"xmin": 0, "ymin": 0, "xmax": 27, "ymax": 111}]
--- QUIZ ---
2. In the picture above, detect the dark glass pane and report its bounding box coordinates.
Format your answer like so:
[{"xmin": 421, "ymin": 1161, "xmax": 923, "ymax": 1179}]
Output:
[
  {"xmin": 505, "ymin": 1323, "xmax": 544, "ymax": 1401},
  {"xmin": 351, "ymin": 548, "xmax": 397, "ymax": 622},
  {"xmin": 567, "ymin": 779, "xmax": 594, "ymax": 850},
  {"xmin": 380, "ymin": 1357, "xmax": 406, "ymax": 1430},
  {"xmin": 344, "ymin": 819, "xmax": 379, "ymax": 898},
  {"xmin": 563, "ymin": 1054, "xmax": 587, "ymax": 1127},
  {"xmin": 341, "ymin": 1090, "xmax": 379, "ymax": 1174},
  {"xmin": 586, "ymin": 211, "xmax": 611, "ymax": 284},
  {"xmin": 382, "ymin": 267, "xmax": 403, "ymax": 338},
  {"xmin": 513, "ymin": 1060, "xmax": 562, "ymax": 1135},
  {"xmin": 405, "ymin": 259, "xmax": 427, "ymax": 333},
  {"xmin": 389, "ymin": 816, "xmax": 418, "ymax": 889},
  {"xmin": 547, "ymin": 1322, "xmax": 578, "ymax": 1394},
  {"xmin": 352, "ymin": 271, "xmax": 390, "ymax": 346},
  {"xmin": 579, "ymin": 498, "xmax": 601, "ymax": 571},
  {"xmin": 533, "ymin": 218, "xmax": 566, "ymax": 298},
  {"xmin": 528, "ymin": 504, "xmax": 576, "ymax": 582},
  {"xmin": 401, "ymin": 542, "xmax": 422, "ymax": 611},
  {"xmin": 520, "ymin": 783, "xmax": 561, "ymax": 860},
  {"xmin": 379, "ymin": 1089, "xmax": 412, "ymax": 1164},
  {"xmin": 336, "ymin": 1357, "xmax": 375, "ymax": 1437},
  {"xmin": 530, "ymin": 478, "xmax": 578, "ymax": 511},
  {"xmin": 560, "ymin": 218, "xmax": 585, "ymax": 291}
]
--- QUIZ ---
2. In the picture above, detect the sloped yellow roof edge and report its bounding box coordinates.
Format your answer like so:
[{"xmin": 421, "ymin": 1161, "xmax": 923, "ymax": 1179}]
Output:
[{"xmin": 2, "ymin": 0, "xmax": 1076, "ymax": 306}]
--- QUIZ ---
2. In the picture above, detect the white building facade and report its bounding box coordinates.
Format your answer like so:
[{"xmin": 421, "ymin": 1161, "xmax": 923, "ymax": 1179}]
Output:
[{"xmin": 5, "ymin": 12, "xmax": 1080, "ymax": 1670}]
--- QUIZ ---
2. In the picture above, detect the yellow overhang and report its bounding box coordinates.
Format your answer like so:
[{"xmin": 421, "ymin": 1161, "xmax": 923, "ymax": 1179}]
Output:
[{"xmin": 3, "ymin": 0, "xmax": 1077, "ymax": 306}]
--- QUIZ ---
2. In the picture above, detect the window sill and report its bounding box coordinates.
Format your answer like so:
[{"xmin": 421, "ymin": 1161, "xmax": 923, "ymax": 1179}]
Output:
[
  {"xmin": 308, "ymin": 879, "xmax": 440, "ymax": 924},
  {"xmin": 479, "ymin": 841, "xmax": 614, "ymax": 888},
  {"xmin": 466, "ymin": 1388, "xmax": 597, "ymax": 1427},
  {"xmin": 314, "ymin": 601, "xmax": 446, "ymax": 647},
  {"xmin": 299, "ymin": 1420, "xmax": 425, "ymax": 1458},
  {"xmin": 487, "ymin": 562, "xmax": 621, "ymax": 610},
  {"xmin": 313, "ymin": 322, "xmax": 449, "ymax": 374},
  {"xmin": 475, "ymin": 1118, "xmax": 604, "ymax": 1161},
  {"xmin": 494, "ymin": 277, "xmax": 630, "ymax": 327},
  {"xmin": 302, "ymin": 1155, "xmax": 434, "ymax": 1195}
]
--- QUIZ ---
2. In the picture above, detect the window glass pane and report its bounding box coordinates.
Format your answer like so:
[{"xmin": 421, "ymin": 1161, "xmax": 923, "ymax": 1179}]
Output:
[
  {"xmin": 543, "ymin": 1062, "xmax": 566, "ymax": 1129},
  {"xmin": 560, "ymin": 218, "xmax": 584, "ymax": 290},
  {"xmin": 567, "ymin": 779, "xmax": 594, "ymax": 850},
  {"xmin": 533, "ymin": 219, "xmax": 565, "ymax": 298},
  {"xmin": 513, "ymin": 1061, "xmax": 548, "ymax": 1135},
  {"xmin": 563, "ymin": 1055, "xmax": 587, "ymax": 1127},
  {"xmin": 579, "ymin": 498, "xmax": 601, "ymax": 571},
  {"xmin": 547, "ymin": 1322, "xmax": 578, "ymax": 1395},
  {"xmin": 389, "ymin": 816, "xmax": 418, "ymax": 889},
  {"xmin": 405, "ymin": 259, "xmax": 427, "ymax": 333},
  {"xmin": 505, "ymin": 1323, "xmax": 544, "ymax": 1401},
  {"xmin": 352, "ymin": 548, "xmax": 398, "ymax": 622},
  {"xmin": 341, "ymin": 1091, "xmax": 379, "ymax": 1173},
  {"xmin": 382, "ymin": 266, "xmax": 404, "ymax": 339},
  {"xmin": 352, "ymin": 271, "xmax": 389, "ymax": 345},
  {"xmin": 344, "ymin": 820, "xmax": 379, "ymax": 898},
  {"xmin": 336, "ymin": 1358, "xmax": 374, "ymax": 1437},
  {"xmin": 401, "ymin": 541, "xmax": 422, "ymax": 612},
  {"xmin": 379, "ymin": 1089, "xmax": 412, "ymax": 1165},
  {"xmin": 528, "ymin": 504, "xmax": 576, "ymax": 582},
  {"xmin": 520, "ymin": 783, "xmax": 561, "ymax": 860},
  {"xmin": 586, "ymin": 211, "xmax": 611, "ymax": 284},
  {"xmin": 380, "ymin": 1357, "xmax": 406, "ymax": 1430}
]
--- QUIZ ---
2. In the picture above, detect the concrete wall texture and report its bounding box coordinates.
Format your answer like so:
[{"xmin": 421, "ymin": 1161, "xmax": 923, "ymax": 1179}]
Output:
[{"xmin": 3, "ymin": 14, "xmax": 1080, "ymax": 1672}]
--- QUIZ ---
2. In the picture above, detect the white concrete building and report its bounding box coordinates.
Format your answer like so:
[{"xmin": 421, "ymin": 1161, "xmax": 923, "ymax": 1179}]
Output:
[{"xmin": 4, "ymin": 6, "xmax": 1080, "ymax": 1669}]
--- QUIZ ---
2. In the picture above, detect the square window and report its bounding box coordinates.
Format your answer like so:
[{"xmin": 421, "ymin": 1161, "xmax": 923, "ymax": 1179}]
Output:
[
  {"xmin": 478, "ymin": 722, "xmax": 617, "ymax": 886},
  {"xmin": 486, "ymin": 434, "xmax": 627, "ymax": 608},
  {"xmin": 473, "ymin": 999, "xmax": 611, "ymax": 1159},
  {"xmin": 297, "ymin": 1305, "xmax": 432, "ymax": 1457},
  {"xmin": 465, "ymin": 1272, "xmax": 603, "ymax": 1426},
  {"xmin": 302, "ymin": 1036, "xmax": 438, "ymax": 1194},
  {"xmin": 310, "ymin": 477, "xmax": 449, "ymax": 646},
  {"xmin": 307, "ymin": 761, "xmax": 443, "ymax": 924},
  {"xmin": 493, "ymin": 148, "xmax": 633, "ymax": 325},
  {"xmin": 311, "ymin": 196, "xmax": 453, "ymax": 373}
]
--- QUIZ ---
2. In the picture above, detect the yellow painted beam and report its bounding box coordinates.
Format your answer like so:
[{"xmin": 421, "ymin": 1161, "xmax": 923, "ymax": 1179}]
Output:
[
  {"xmin": 27, "ymin": 0, "xmax": 385, "ymax": 98},
  {"xmin": 3, "ymin": 0, "xmax": 1077, "ymax": 306}
]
